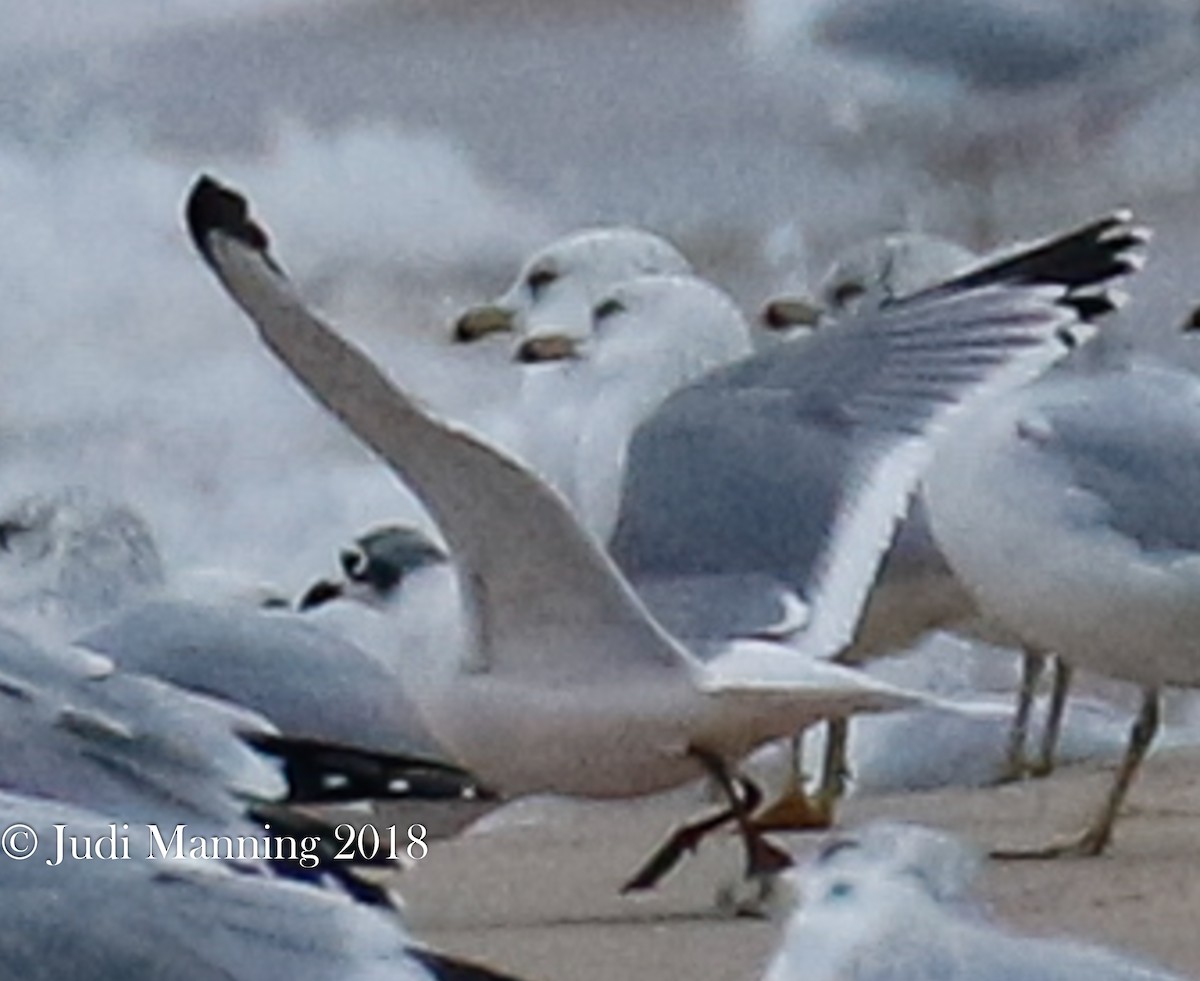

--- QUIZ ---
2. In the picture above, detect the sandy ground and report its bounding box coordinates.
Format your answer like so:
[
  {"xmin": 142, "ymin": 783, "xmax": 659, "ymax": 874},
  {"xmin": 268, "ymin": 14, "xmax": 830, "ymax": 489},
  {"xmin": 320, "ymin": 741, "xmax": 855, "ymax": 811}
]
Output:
[{"xmin": 383, "ymin": 747, "xmax": 1200, "ymax": 980}]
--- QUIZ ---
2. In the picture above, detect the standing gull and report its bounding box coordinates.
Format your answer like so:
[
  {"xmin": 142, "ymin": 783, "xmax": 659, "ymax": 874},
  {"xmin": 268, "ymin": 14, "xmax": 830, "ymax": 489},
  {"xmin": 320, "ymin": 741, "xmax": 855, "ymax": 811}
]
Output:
[
  {"xmin": 185, "ymin": 174, "xmax": 1135, "ymax": 890},
  {"xmin": 449, "ymin": 236, "xmax": 712, "ymax": 520},
  {"xmin": 504, "ymin": 273, "xmax": 753, "ymax": 540},
  {"xmin": 925, "ymin": 354, "xmax": 1200, "ymax": 856}
]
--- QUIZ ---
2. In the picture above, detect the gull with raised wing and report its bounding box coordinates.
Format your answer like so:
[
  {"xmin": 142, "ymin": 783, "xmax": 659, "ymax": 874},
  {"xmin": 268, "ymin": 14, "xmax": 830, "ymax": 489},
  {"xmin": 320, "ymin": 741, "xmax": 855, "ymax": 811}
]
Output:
[{"xmin": 184, "ymin": 174, "xmax": 1139, "ymax": 891}]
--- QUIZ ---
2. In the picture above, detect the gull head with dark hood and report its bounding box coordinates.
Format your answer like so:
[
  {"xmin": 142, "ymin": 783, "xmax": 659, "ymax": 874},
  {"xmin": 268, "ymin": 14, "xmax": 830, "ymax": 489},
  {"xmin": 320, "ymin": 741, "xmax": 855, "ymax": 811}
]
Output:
[{"xmin": 299, "ymin": 524, "xmax": 448, "ymax": 613}]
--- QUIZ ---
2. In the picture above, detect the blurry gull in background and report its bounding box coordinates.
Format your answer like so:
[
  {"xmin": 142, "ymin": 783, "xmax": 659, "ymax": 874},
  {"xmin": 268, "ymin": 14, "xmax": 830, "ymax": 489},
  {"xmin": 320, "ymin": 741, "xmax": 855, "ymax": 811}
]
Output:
[
  {"xmin": 186, "ymin": 173, "xmax": 1124, "ymax": 892},
  {"xmin": 446, "ymin": 227, "xmax": 697, "ymax": 519},
  {"xmin": 77, "ymin": 600, "xmax": 469, "ymax": 803},
  {"xmin": 811, "ymin": 233, "xmax": 980, "ymax": 319},
  {"xmin": 764, "ymin": 821, "xmax": 1189, "ymax": 981},
  {"xmin": 0, "ymin": 486, "xmax": 166, "ymax": 642},
  {"xmin": 742, "ymin": 0, "xmax": 1200, "ymax": 241}
]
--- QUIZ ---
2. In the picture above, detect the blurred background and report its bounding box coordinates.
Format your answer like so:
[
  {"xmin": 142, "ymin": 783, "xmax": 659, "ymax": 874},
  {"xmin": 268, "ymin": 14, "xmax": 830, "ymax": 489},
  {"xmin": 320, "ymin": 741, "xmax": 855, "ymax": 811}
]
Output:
[{"xmin": 3, "ymin": 0, "xmax": 1200, "ymax": 590}]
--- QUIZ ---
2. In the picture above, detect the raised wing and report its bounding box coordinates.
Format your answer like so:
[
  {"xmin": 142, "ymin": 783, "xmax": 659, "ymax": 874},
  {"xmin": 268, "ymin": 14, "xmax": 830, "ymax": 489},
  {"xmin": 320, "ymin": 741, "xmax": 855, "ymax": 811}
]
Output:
[
  {"xmin": 185, "ymin": 177, "xmax": 685, "ymax": 679},
  {"xmin": 612, "ymin": 210, "xmax": 1146, "ymax": 661}
]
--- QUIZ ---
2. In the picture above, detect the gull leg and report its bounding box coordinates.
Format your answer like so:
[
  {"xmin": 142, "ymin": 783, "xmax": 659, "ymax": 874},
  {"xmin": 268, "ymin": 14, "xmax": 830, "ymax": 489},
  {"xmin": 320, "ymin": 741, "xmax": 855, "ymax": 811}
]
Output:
[
  {"xmin": 993, "ymin": 687, "xmax": 1160, "ymax": 860},
  {"xmin": 1030, "ymin": 659, "xmax": 1074, "ymax": 778},
  {"xmin": 997, "ymin": 649, "xmax": 1045, "ymax": 783},
  {"xmin": 815, "ymin": 717, "xmax": 850, "ymax": 813},
  {"xmin": 622, "ymin": 749, "xmax": 792, "ymax": 892},
  {"xmin": 753, "ymin": 727, "xmax": 837, "ymax": 831}
]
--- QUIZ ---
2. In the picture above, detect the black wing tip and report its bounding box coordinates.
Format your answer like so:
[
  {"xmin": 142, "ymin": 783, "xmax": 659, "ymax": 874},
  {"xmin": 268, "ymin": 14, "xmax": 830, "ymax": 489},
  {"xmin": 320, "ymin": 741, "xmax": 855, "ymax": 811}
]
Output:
[
  {"xmin": 185, "ymin": 173, "xmax": 270, "ymax": 262},
  {"xmin": 919, "ymin": 208, "xmax": 1150, "ymax": 322},
  {"xmin": 1182, "ymin": 305, "xmax": 1200, "ymax": 333},
  {"xmin": 242, "ymin": 730, "xmax": 486, "ymax": 804}
]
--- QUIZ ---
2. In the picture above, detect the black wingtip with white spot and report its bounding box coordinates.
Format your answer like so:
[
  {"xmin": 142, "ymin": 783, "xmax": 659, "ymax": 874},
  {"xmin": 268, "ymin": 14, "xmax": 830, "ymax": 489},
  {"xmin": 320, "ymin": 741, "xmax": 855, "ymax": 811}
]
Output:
[
  {"xmin": 243, "ymin": 732, "xmax": 487, "ymax": 805},
  {"xmin": 185, "ymin": 174, "xmax": 271, "ymax": 264},
  {"xmin": 912, "ymin": 210, "xmax": 1149, "ymax": 323}
]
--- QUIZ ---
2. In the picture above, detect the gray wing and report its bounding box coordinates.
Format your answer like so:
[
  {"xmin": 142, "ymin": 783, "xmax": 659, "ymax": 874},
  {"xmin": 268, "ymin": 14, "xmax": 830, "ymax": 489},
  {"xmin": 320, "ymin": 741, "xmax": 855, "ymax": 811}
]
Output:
[
  {"xmin": 0, "ymin": 793, "xmax": 435, "ymax": 981},
  {"xmin": 612, "ymin": 213, "xmax": 1143, "ymax": 660},
  {"xmin": 632, "ymin": 573, "xmax": 806, "ymax": 645},
  {"xmin": 78, "ymin": 600, "xmax": 445, "ymax": 759},
  {"xmin": 816, "ymin": 0, "xmax": 1182, "ymax": 93},
  {"xmin": 0, "ymin": 625, "xmax": 283, "ymax": 827},
  {"xmin": 1021, "ymin": 363, "xmax": 1200, "ymax": 554}
]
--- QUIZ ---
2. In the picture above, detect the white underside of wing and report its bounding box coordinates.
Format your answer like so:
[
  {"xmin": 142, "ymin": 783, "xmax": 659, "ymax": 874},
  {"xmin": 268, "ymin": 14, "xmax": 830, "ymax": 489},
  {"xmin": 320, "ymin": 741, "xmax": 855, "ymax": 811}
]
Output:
[
  {"xmin": 206, "ymin": 234, "xmax": 695, "ymax": 682},
  {"xmin": 791, "ymin": 290, "xmax": 1081, "ymax": 662},
  {"xmin": 696, "ymin": 637, "xmax": 984, "ymax": 716}
]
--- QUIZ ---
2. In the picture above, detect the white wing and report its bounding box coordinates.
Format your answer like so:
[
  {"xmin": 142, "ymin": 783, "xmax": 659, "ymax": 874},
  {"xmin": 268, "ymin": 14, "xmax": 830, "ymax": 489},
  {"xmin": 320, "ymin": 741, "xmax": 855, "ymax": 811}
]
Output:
[{"xmin": 186, "ymin": 177, "xmax": 686, "ymax": 680}]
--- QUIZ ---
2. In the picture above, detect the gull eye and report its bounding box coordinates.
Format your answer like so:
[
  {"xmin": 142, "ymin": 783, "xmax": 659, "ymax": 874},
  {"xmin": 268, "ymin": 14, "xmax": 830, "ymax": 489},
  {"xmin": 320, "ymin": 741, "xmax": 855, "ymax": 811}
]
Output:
[
  {"xmin": 339, "ymin": 547, "xmax": 367, "ymax": 580},
  {"xmin": 594, "ymin": 297, "xmax": 626, "ymax": 323},
  {"xmin": 526, "ymin": 266, "xmax": 558, "ymax": 298},
  {"xmin": 826, "ymin": 880, "xmax": 855, "ymax": 901},
  {"xmin": 830, "ymin": 281, "xmax": 866, "ymax": 311},
  {"xmin": 0, "ymin": 522, "xmax": 25, "ymax": 553}
]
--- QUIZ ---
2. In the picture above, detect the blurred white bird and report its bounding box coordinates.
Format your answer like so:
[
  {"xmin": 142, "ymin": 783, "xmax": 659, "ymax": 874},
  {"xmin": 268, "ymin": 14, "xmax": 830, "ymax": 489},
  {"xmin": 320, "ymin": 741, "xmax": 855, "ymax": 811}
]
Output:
[{"xmin": 765, "ymin": 821, "xmax": 1188, "ymax": 981}]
